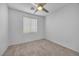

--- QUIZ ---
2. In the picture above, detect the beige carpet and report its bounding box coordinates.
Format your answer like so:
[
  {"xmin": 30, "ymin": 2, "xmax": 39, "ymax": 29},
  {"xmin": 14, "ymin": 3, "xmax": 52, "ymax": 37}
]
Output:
[{"xmin": 3, "ymin": 39, "xmax": 79, "ymax": 56}]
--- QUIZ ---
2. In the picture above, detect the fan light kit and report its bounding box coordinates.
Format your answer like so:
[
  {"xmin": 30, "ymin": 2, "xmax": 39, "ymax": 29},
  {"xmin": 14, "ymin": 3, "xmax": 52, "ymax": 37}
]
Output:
[
  {"xmin": 31, "ymin": 3, "xmax": 49, "ymax": 13},
  {"xmin": 37, "ymin": 6, "xmax": 43, "ymax": 11}
]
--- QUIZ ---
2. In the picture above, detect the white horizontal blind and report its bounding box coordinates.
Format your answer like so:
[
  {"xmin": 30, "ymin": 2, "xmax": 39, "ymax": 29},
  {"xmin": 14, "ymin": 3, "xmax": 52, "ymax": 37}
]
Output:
[{"xmin": 23, "ymin": 16, "xmax": 37, "ymax": 33}]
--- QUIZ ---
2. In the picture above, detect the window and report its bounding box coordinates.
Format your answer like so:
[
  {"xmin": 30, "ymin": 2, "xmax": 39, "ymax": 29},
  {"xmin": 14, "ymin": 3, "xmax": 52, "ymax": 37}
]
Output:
[{"xmin": 23, "ymin": 16, "xmax": 37, "ymax": 33}]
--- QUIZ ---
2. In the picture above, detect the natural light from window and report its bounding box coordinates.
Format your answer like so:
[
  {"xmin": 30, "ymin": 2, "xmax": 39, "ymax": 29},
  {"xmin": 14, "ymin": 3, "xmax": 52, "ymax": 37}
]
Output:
[{"xmin": 23, "ymin": 16, "xmax": 37, "ymax": 33}]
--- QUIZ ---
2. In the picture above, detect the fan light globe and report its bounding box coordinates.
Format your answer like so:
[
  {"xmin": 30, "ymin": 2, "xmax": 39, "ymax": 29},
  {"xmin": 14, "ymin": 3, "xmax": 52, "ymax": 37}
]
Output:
[{"xmin": 37, "ymin": 6, "xmax": 43, "ymax": 11}]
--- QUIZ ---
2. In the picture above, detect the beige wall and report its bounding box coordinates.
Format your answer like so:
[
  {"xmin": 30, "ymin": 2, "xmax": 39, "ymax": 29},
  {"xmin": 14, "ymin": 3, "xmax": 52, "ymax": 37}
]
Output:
[
  {"xmin": 8, "ymin": 8, "xmax": 45, "ymax": 45},
  {"xmin": 0, "ymin": 4, "xmax": 8, "ymax": 55},
  {"xmin": 46, "ymin": 4, "xmax": 79, "ymax": 52}
]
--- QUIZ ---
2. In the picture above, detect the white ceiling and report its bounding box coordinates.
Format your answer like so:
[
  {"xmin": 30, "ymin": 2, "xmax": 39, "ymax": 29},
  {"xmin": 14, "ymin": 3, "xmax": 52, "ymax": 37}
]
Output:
[{"xmin": 8, "ymin": 3, "xmax": 69, "ymax": 16}]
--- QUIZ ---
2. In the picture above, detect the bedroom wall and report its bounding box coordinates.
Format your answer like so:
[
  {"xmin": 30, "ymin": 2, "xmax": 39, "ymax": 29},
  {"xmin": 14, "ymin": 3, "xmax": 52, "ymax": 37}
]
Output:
[
  {"xmin": 46, "ymin": 4, "xmax": 79, "ymax": 52},
  {"xmin": 8, "ymin": 8, "xmax": 45, "ymax": 45},
  {"xmin": 0, "ymin": 4, "xmax": 8, "ymax": 55}
]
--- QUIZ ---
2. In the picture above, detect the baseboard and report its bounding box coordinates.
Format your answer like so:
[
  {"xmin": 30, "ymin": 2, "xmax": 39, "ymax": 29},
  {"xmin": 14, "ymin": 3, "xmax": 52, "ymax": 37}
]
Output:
[
  {"xmin": 8, "ymin": 38, "xmax": 45, "ymax": 46},
  {"xmin": 47, "ymin": 39, "xmax": 79, "ymax": 53}
]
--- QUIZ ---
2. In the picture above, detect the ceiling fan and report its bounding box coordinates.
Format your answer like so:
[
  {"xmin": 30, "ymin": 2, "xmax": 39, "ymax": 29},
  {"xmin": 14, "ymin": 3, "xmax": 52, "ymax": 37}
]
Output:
[{"xmin": 31, "ymin": 3, "xmax": 49, "ymax": 13}]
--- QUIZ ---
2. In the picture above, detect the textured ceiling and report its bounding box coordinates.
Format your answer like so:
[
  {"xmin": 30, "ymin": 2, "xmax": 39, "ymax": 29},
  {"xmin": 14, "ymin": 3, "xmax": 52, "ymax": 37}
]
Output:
[{"xmin": 8, "ymin": 3, "xmax": 69, "ymax": 16}]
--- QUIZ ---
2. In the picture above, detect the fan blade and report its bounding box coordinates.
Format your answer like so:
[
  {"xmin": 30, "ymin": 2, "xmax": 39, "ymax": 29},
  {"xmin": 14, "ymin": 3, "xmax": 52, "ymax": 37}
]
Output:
[
  {"xmin": 36, "ymin": 3, "xmax": 46, "ymax": 6},
  {"xmin": 43, "ymin": 8, "xmax": 49, "ymax": 13},
  {"xmin": 31, "ymin": 7, "xmax": 35, "ymax": 10},
  {"xmin": 40, "ymin": 3, "xmax": 46, "ymax": 6},
  {"xmin": 34, "ymin": 9, "xmax": 38, "ymax": 14}
]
